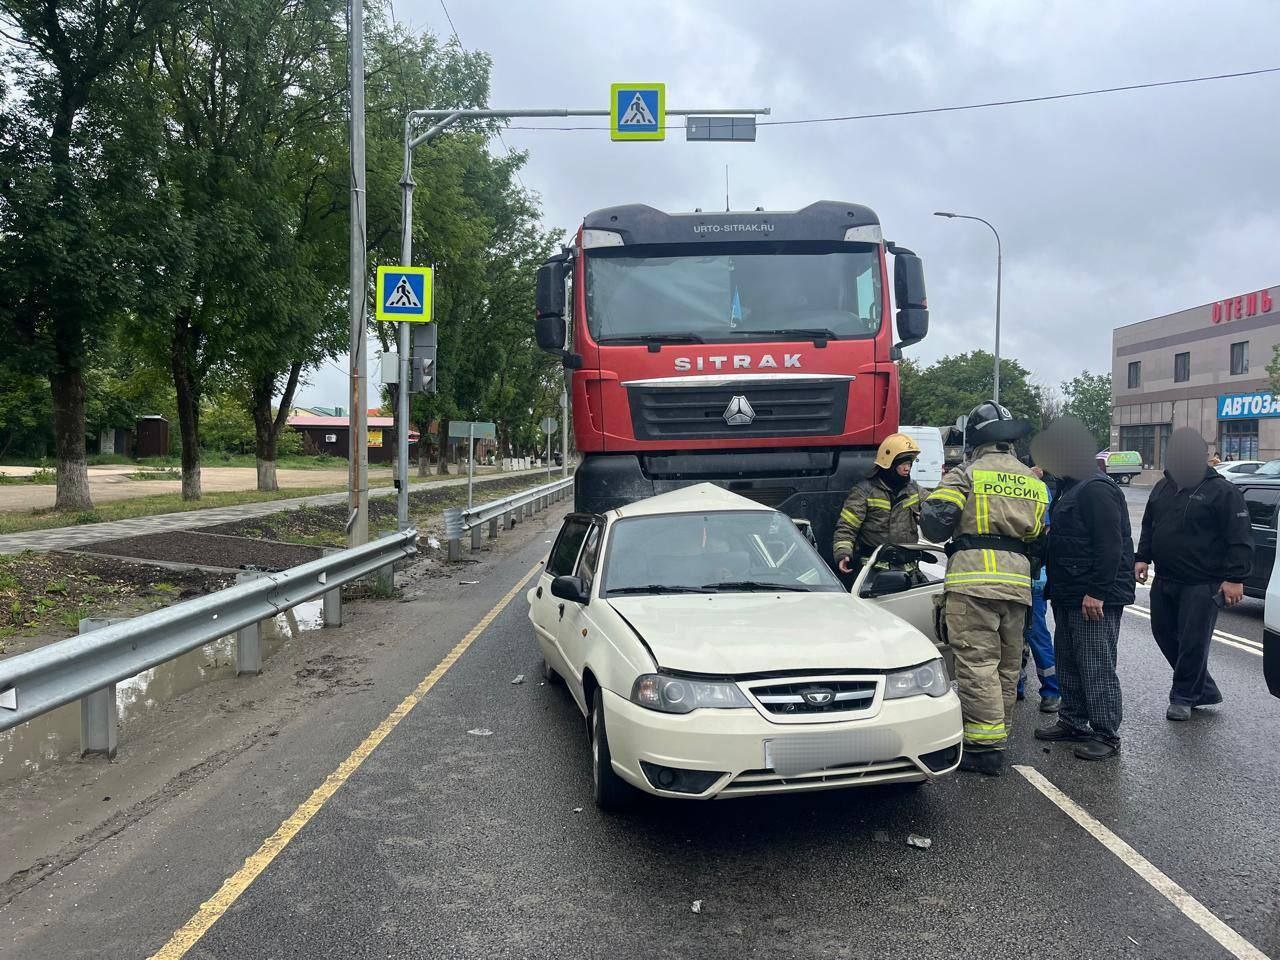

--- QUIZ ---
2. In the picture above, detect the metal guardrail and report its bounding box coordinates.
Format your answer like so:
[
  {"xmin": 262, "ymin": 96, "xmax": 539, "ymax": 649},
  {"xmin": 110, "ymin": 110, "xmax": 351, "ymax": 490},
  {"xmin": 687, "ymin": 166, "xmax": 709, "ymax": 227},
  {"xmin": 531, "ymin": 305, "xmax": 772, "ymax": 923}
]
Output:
[
  {"xmin": 0, "ymin": 529, "xmax": 418, "ymax": 755},
  {"xmin": 441, "ymin": 475, "xmax": 574, "ymax": 560}
]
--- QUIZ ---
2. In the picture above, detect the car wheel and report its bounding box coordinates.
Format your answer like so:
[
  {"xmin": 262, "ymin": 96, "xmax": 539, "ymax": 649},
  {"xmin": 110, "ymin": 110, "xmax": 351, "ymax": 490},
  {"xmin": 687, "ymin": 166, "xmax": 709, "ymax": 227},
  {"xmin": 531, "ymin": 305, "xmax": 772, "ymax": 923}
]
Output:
[
  {"xmin": 541, "ymin": 656, "xmax": 562, "ymax": 685},
  {"xmin": 590, "ymin": 689, "xmax": 633, "ymax": 812}
]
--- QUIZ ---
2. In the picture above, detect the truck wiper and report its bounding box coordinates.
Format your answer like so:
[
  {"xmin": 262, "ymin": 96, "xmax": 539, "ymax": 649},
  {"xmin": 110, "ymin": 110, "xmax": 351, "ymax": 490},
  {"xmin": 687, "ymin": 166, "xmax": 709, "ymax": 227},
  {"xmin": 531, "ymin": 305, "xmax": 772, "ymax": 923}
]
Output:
[
  {"xmin": 596, "ymin": 333, "xmax": 704, "ymax": 344},
  {"xmin": 607, "ymin": 584, "xmax": 713, "ymax": 595},
  {"xmin": 701, "ymin": 580, "xmax": 809, "ymax": 593},
  {"xmin": 732, "ymin": 328, "xmax": 838, "ymax": 341}
]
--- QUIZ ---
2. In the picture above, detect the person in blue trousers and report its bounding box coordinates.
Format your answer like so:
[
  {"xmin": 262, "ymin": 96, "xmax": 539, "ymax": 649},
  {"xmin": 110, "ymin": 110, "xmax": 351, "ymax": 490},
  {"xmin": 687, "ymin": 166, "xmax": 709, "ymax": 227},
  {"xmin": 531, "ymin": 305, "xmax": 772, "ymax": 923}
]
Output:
[{"xmin": 1018, "ymin": 465, "xmax": 1061, "ymax": 713}]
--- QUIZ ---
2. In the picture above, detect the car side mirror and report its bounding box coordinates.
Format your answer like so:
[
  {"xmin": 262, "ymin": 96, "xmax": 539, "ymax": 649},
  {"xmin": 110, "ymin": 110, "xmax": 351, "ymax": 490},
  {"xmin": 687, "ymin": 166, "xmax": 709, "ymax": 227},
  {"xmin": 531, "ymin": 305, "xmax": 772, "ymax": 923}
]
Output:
[
  {"xmin": 535, "ymin": 260, "xmax": 567, "ymax": 318},
  {"xmin": 534, "ymin": 313, "xmax": 566, "ymax": 353},
  {"xmin": 551, "ymin": 574, "xmax": 589, "ymax": 604},
  {"xmin": 893, "ymin": 253, "xmax": 928, "ymax": 350},
  {"xmin": 866, "ymin": 570, "xmax": 913, "ymax": 597}
]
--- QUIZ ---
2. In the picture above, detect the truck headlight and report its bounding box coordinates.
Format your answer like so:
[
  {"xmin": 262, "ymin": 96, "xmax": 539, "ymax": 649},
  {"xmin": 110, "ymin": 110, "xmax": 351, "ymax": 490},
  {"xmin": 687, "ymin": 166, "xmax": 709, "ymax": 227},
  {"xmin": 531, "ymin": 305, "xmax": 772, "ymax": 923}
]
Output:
[
  {"xmin": 631, "ymin": 674, "xmax": 751, "ymax": 714},
  {"xmin": 883, "ymin": 659, "xmax": 950, "ymax": 700}
]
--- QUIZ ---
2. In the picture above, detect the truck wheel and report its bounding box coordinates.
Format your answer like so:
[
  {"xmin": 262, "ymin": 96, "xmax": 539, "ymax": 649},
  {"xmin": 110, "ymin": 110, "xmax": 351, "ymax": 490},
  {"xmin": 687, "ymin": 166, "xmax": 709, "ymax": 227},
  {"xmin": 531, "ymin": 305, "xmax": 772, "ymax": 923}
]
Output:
[{"xmin": 590, "ymin": 689, "xmax": 633, "ymax": 812}]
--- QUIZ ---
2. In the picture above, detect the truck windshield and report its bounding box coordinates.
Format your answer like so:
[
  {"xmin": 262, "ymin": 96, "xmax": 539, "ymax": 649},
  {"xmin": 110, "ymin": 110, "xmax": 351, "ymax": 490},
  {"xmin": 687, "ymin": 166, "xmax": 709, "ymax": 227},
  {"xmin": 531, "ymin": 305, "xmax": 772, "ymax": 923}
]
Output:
[
  {"xmin": 585, "ymin": 245, "xmax": 882, "ymax": 343},
  {"xmin": 601, "ymin": 510, "xmax": 844, "ymax": 596}
]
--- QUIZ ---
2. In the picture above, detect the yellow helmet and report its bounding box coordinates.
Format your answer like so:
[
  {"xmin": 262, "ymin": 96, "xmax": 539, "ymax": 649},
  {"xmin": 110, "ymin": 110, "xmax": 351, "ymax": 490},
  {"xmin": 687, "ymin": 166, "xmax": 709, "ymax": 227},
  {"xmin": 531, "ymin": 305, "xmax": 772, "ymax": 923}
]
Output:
[{"xmin": 874, "ymin": 432, "xmax": 921, "ymax": 470}]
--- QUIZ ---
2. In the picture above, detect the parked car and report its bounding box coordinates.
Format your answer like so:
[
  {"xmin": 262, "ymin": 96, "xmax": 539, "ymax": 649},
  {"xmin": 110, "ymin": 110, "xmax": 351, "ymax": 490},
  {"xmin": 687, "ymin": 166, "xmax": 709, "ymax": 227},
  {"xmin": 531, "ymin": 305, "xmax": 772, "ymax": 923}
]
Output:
[
  {"xmin": 527, "ymin": 483, "xmax": 962, "ymax": 810},
  {"xmin": 899, "ymin": 425, "xmax": 945, "ymax": 489},
  {"xmin": 1216, "ymin": 460, "xmax": 1265, "ymax": 477},
  {"xmin": 1264, "ymin": 530, "xmax": 1280, "ymax": 699},
  {"xmin": 1219, "ymin": 478, "xmax": 1280, "ymax": 599},
  {"xmin": 1097, "ymin": 450, "xmax": 1143, "ymax": 485}
]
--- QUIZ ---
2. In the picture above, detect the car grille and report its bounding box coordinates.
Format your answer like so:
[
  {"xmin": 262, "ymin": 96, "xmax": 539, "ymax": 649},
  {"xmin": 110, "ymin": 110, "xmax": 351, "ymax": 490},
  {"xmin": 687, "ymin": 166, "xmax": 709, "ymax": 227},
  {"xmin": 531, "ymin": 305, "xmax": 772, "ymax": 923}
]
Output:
[
  {"xmin": 746, "ymin": 678, "xmax": 878, "ymax": 717},
  {"xmin": 626, "ymin": 379, "xmax": 848, "ymax": 441},
  {"xmin": 719, "ymin": 758, "xmax": 920, "ymax": 796}
]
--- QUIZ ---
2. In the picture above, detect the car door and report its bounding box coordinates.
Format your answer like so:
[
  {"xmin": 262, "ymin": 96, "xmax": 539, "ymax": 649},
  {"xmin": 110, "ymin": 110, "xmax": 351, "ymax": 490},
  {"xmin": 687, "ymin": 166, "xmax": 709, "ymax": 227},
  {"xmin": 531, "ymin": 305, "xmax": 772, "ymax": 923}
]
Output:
[
  {"xmin": 554, "ymin": 519, "xmax": 605, "ymax": 714},
  {"xmin": 530, "ymin": 515, "xmax": 592, "ymax": 678},
  {"xmin": 852, "ymin": 544, "xmax": 948, "ymax": 642},
  {"xmin": 1241, "ymin": 486, "xmax": 1279, "ymax": 595}
]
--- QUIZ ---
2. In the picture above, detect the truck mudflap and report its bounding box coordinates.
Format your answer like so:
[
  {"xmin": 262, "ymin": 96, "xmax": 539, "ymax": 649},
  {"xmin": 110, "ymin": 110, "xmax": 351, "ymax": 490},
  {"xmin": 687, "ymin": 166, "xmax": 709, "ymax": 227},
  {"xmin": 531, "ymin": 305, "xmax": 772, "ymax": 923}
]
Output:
[{"xmin": 574, "ymin": 450, "xmax": 874, "ymax": 567}]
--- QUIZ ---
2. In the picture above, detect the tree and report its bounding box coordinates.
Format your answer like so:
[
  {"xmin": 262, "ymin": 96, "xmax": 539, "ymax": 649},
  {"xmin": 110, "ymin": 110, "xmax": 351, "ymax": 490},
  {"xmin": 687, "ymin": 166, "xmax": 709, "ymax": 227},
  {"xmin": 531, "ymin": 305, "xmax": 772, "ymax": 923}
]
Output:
[
  {"xmin": 1061, "ymin": 371, "xmax": 1112, "ymax": 449},
  {"xmin": 0, "ymin": 0, "xmax": 178, "ymax": 508},
  {"xmin": 898, "ymin": 351, "xmax": 1042, "ymax": 430}
]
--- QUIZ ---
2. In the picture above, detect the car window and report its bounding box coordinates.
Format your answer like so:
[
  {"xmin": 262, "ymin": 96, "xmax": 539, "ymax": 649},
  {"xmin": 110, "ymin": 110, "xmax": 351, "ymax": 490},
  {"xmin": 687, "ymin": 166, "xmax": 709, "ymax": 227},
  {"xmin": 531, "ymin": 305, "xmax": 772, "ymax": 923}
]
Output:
[
  {"xmin": 576, "ymin": 523, "xmax": 603, "ymax": 591},
  {"xmin": 1238, "ymin": 463, "xmax": 1261, "ymax": 473},
  {"xmin": 1243, "ymin": 488, "xmax": 1280, "ymax": 527},
  {"xmin": 600, "ymin": 510, "xmax": 844, "ymax": 596},
  {"xmin": 547, "ymin": 517, "xmax": 590, "ymax": 577}
]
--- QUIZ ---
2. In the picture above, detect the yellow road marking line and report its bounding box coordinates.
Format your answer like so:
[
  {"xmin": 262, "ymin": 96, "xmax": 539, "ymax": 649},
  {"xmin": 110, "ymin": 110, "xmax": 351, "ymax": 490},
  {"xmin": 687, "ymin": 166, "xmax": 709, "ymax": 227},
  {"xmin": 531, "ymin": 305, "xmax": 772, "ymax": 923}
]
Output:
[
  {"xmin": 1126, "ymin": 605, "xmax": 1263, "ymax": 655},
  {"xmin": 1014, "ymin": 766, "xmax": 1271, "ymax": 960},
  {"xmin": 149, "ymin": 561, "xmax": 544, "ymax": 960}
]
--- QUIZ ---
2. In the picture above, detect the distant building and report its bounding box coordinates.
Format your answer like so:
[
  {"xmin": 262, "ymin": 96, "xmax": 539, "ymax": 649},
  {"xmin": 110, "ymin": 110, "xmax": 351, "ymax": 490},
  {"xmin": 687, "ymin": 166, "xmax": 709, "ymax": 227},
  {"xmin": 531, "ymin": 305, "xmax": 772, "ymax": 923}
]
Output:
[
  {"xmin": 1112, "ymin": 284, "xmax": 1279, "ymax": 466},
  {"xmin": 287, "ymin": 415, "xmax": 417, "ymax": 464}
]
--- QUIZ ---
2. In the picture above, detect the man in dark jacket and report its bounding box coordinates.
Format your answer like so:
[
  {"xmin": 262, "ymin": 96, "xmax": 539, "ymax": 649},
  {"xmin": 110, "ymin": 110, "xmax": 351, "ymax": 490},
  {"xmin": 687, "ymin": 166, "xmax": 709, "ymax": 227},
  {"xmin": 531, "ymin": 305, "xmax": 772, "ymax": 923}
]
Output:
[
  {"xmin": 1031, "ymin": 418, "xmax": 1135, "ymax": 760},
  {"xmin": 1136, "ymin": 428, "xmax": 1253, "ymax": 720}
]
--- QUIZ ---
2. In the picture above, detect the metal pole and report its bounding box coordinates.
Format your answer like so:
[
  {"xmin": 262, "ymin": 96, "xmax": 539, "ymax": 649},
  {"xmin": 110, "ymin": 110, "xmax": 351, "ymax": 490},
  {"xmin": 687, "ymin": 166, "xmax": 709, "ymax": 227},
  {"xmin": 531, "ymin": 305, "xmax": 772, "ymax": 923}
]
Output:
[
  {"xmin": 560, "ymin": 385, "xmax": 568, "ymax": 478},
  {"xmin": 933, "ymin": 212, "xmax": 1002, "ymax": 404},
  {"xmin": 546, "ymin": 426, "xmax": 551, "ymax": 481},
  {"xmin": 467, "ymin": 423, "xmax": 475, "ymax": 509},
  {"xmin": 396, "ymin": 123, "xmax": 414, "ymax": 532},
  {"xmin": 347, "ymin": 0, "xmax": 368, "ymax": 547}
]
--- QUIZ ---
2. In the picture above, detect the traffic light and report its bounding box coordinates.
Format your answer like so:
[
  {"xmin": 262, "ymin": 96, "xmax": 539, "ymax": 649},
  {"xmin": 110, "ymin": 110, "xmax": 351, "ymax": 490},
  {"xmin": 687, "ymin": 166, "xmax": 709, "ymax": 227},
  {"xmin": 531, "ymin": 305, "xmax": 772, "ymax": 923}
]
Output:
[{"xmin": 410, "ymin": 323, "xmax": 437, "ymax": 394}]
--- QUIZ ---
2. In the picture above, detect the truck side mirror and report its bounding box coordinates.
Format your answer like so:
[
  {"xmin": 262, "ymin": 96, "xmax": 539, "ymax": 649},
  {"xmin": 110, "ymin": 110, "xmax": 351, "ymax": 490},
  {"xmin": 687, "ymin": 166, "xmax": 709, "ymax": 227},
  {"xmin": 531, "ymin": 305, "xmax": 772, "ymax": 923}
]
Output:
[
  {"xmin": 893, "ymin": 254, "xmax": 928, "ymax": 349},
  {"xmin": 534, "ymin": 260, "xmax": 568, "ymax": 354}
]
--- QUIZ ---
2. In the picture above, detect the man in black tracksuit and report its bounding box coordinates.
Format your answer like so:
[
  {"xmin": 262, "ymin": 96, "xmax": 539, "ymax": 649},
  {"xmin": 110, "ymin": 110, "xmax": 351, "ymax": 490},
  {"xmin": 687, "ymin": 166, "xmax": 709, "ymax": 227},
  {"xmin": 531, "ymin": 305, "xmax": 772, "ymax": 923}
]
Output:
[
  {"xmin": 1136, "ymin": 431, "xmax": 1253, "ymax": 721},
  {"xmin": 1034, "ymin": 421, "xmax": 1136, "ymax": 760}
]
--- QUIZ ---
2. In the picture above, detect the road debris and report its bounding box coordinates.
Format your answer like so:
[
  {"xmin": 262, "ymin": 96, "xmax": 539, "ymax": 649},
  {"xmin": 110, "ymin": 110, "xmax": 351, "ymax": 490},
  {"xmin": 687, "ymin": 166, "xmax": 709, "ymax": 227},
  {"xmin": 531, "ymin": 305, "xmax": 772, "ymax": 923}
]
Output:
[
  {"xmin": 691, "ymin": 900, "xmax": 703, "ymax": 914},
  {"xmin": 511, "ymin": 674, "xmax": 525, "ymax": 685},
  {"xmin": 572, "ymin": 806, "xmax": 583, "ymax": 813},
  {"xmin": 427, "ymin": 536, "xmax": 441, "ymax": 549},
  {"xmin": 460, "ymin": 580, "xmax": 479, "ymax": 585},
  {"xmin": 906, "ymin": 834, "xmax": 933, "ymax": 850},
  {"xmin": 1126, "ymin": 936, "xmax": 1139, "ymax": 946},
  {"xmin": 467, "ymin": 728, "xmax": 493, "ymax": 737}
]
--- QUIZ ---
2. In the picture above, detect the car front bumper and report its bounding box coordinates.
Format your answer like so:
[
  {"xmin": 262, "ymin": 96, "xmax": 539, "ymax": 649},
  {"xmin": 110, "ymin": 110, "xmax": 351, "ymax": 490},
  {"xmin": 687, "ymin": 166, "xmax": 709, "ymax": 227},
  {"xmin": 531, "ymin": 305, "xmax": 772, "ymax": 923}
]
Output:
[{"xmin": 601, "ymin": 688, "xmax": 963, "ymax": 799}]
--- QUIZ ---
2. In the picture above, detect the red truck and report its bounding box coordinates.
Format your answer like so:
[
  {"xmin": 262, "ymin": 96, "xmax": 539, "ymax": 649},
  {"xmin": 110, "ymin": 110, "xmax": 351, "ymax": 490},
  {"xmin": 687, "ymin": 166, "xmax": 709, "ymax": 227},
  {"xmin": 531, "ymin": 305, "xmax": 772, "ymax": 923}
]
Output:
[{"xmin": 533, "ymin": 201, "xmax": 929, "ymax": 564}]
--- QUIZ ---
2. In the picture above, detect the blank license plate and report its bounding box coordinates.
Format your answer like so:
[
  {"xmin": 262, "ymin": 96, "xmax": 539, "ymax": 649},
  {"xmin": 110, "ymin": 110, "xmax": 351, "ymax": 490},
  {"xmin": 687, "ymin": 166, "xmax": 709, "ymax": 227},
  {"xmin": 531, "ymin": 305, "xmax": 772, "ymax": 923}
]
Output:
[{"xmin": 764, "ymin": 729, "xmax": 902, "ymax": 777}]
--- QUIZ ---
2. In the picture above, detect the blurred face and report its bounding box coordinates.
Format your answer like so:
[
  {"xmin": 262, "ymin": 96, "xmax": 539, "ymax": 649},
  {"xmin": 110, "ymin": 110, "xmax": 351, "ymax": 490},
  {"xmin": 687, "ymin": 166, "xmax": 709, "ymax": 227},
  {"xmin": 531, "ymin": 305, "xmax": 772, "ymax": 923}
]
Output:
[
  {"xmin": 1166, "ymin": 428, "xmax": 1209, "ymax": 489},
  {"xmin": 1030, "ymin": 416, "xmax": 1098, "ymax": 481}
]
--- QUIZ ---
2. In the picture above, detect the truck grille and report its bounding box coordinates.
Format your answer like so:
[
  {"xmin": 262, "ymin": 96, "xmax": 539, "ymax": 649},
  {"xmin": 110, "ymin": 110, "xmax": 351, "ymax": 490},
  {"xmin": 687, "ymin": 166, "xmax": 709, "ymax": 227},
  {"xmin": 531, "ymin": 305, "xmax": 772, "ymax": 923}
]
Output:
[{"xmin": 626, "ymin": 379, "xmax": 848, "ymax": 441}]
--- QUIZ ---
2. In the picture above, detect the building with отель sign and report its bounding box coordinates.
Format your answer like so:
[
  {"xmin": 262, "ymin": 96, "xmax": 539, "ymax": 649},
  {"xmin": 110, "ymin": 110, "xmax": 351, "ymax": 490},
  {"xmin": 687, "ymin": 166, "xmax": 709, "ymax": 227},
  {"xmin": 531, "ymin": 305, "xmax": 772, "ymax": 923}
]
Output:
[{"xmin": 1111, "ymin": 284, "xmax": 1279, "ymax": 466}]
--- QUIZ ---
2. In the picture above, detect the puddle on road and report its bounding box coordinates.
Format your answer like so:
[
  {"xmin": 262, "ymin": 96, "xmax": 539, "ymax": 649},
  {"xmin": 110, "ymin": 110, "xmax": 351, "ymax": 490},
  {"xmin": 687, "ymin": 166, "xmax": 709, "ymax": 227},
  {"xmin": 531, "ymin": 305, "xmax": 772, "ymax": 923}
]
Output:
[{"xmin": 0, "ymin": 599, "xmax": 324, "ymax": 785}]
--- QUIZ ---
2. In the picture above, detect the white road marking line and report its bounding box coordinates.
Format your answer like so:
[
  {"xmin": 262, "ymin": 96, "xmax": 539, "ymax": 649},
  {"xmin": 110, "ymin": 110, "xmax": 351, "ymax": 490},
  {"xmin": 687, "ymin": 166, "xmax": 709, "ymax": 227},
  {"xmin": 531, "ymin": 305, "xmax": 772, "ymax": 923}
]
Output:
[
  {"xmin": 1125, "ymin": 605, "xmax": 1263, "ymax": 655},
  {"xmin": 1014, "ymin": 766, "xmax": 1271, "ymax": 960}
]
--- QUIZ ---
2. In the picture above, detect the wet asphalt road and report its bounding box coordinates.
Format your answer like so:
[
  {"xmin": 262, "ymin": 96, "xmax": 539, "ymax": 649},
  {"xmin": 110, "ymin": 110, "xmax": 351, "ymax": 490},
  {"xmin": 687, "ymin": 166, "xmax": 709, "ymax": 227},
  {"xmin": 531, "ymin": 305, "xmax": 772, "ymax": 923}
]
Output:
[{"xmin": 5, "ymin": 499, "xmax": 1278, "ymax": 960}]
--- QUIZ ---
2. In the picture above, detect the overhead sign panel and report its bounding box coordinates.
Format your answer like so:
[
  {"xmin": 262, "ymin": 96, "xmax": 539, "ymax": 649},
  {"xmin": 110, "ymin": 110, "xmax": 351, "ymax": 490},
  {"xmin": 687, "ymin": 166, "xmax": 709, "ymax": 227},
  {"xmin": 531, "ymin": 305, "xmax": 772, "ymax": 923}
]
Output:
[
  {"xmin": 375, "ymin": 265, "xmax": 434, "ymax": 323},
  {"xmin": 611, "ymin": 83, "xmax": 665, "ymax": 141},
  {"xmin": 1218, "ymin": 392, "xmax": 1280, "ymax": 420},
  {"xmin": 686, "ymin": 116, "xmax": 756, "ymax": 142}
]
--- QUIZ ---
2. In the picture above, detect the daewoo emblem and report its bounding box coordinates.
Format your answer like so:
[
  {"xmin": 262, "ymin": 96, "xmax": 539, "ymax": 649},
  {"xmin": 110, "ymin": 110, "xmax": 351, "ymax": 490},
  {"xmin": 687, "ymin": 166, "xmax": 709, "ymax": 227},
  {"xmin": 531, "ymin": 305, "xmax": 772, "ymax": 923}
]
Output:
[
  {"xmin": 723, "ymin": 396, "xmax": 756, "ymax": 426},
  {"xmin": 801, "ymin": 688, "xmax": 834, "ymax": 706}
]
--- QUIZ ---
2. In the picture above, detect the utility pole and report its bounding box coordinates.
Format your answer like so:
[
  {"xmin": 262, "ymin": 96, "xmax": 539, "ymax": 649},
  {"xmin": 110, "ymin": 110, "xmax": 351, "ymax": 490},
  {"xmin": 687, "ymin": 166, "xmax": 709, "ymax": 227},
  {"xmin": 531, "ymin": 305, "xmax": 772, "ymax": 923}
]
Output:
[{"xmin": 346, "ymin": 0, "xmax": 368, "ymax": 547}]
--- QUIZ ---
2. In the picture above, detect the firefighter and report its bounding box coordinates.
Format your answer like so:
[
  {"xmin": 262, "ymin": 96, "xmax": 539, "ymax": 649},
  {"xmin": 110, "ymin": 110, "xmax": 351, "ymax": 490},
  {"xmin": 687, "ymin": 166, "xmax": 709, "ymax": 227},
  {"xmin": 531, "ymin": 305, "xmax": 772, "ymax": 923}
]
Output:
[
  {"xmin": 833, "ymin": 433, "xmax": 924, "ymax": 575},
  {"xmin": 920, "ymin": 402, "xmax": 1049, "ymax": 777}
]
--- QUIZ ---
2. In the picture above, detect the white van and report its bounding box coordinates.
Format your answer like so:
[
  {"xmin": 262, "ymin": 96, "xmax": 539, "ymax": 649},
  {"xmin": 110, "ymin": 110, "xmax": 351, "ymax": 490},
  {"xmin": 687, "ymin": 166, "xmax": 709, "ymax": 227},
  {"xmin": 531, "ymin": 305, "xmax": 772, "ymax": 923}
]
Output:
[{"xmin": 900, "ymin": 425, "xmax": 945, "ymax": 489}]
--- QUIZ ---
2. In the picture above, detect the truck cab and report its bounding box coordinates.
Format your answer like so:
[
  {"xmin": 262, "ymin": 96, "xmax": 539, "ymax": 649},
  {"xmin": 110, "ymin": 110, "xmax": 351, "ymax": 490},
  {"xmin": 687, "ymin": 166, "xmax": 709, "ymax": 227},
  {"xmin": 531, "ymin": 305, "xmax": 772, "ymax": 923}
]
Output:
[{"xmin": 533, "ymin": 201, "xmax": 928, "ymax": 564}]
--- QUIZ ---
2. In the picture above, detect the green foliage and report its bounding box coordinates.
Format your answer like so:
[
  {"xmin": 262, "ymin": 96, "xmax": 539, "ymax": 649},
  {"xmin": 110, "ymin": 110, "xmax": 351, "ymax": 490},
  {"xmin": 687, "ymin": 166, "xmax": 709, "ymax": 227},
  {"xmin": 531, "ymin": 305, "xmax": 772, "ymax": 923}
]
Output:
[
  {"xmin": 1061, "ymin": 371, "xmax": 1113, "ymax": 449},
  {"xmin": 899, "ymin": 351, "xmax": 1043, "ymax": 430}
]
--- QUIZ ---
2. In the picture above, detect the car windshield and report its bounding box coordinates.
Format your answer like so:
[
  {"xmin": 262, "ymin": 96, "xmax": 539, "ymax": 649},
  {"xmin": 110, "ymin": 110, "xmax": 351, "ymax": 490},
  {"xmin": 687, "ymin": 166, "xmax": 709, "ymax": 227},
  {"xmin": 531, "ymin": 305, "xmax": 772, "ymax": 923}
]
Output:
[
  {"xmin": 1256, "ymin": 460, "xmax": 1280, "ymax": 476},
  {"xmin": 584, "ymin": 244, "xmax": 881, "ymax": 343},
  {"xmin": 600, "ymin": 510, "xmax": 844, "ymax": 596}
]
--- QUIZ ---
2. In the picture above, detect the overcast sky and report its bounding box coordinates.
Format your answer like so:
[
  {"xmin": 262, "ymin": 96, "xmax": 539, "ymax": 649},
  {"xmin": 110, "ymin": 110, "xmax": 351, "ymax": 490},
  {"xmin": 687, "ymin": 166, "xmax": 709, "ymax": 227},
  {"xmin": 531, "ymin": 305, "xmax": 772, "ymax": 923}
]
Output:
[{"xmin": 294, "ymin": 0, "xmax": 1280, "ymax": 408}]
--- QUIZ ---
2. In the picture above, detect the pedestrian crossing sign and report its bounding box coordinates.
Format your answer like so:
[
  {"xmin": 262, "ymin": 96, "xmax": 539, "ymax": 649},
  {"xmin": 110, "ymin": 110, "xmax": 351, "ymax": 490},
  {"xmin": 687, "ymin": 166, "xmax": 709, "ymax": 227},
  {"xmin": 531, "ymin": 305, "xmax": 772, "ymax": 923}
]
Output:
[
  {"xmin": 611, "ymin": 83, "xmax": 665, "ymax": 141},
  {"xmin": 375, "ymin": 265, "xmax": 433, "ymax": 323}
]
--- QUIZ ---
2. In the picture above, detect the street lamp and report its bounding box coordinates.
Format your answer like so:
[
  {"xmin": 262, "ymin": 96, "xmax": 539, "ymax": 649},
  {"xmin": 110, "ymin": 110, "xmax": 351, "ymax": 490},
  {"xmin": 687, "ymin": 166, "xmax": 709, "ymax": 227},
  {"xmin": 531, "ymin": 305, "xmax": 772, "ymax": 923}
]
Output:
[{"xmin": 935, "ymin": 211, "xmax": 1003, "ymax": 404}]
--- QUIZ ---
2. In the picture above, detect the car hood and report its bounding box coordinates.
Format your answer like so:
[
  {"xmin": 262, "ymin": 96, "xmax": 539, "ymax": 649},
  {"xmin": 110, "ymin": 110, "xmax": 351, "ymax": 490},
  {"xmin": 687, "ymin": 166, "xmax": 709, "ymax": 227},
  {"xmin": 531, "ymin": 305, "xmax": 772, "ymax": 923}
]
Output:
[{"xmin": 607, "ymin": 591, "xmax": 938, "ymax": 676}]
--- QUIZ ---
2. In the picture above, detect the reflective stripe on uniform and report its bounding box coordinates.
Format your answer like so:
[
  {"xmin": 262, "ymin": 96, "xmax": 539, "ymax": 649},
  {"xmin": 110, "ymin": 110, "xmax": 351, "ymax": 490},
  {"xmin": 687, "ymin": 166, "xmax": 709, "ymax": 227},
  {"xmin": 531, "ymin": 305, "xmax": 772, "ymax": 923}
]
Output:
[
  {"xmin": 900, "ymin": 494, "xmax": 920, "ymax": 508},
  {"xmin": 927, "ymin": 487, "xmax": 967, "ymax": 508},
  {"xmin": 834, "ymin": 539, "xmax": 854, "ymax": 553},
  {"xmin": 840, "ymin": 508, "xmax": 863, "ymax": 528},
  {"xmin": 866, "ymin": 497, "xmax": 891, "ymax": 509},
  {"xmin": 964, "ymin": 721, "xmax": 1007, "ymax": 742},
  {"xmin": 945, "ymin": 570, "xmax": 1032, "ymax": 588}
]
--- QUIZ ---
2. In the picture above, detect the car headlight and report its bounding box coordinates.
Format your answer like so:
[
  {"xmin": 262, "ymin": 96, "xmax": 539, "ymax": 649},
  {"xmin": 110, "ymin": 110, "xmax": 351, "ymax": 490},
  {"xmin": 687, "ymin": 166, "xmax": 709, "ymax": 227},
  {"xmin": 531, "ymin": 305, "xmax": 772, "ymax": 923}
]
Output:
[
  {"xmin": 631, "ymin": 673, "xmax": 751, "ymax": 714},
  {"xmin": 883, "ymin": 659, "xmax": 950, "ymax": 699}
]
